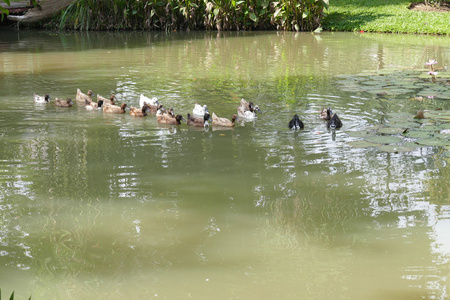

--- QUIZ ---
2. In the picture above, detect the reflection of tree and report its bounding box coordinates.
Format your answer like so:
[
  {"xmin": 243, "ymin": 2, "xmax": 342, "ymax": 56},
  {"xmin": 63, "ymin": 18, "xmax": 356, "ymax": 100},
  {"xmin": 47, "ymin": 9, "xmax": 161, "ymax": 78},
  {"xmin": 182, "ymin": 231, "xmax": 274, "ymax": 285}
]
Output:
[{"xmin": 424, "ymin": 152, "xmax": 450, "ymax": 205}]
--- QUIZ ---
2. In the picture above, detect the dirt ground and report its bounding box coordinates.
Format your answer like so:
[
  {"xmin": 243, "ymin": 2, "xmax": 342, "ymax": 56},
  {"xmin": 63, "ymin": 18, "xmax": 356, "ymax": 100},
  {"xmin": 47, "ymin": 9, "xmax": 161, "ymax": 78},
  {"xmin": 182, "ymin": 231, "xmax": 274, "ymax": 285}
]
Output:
[{"xmin": 409, "ymin": 1, "xmax": 450, "ymax": 12}]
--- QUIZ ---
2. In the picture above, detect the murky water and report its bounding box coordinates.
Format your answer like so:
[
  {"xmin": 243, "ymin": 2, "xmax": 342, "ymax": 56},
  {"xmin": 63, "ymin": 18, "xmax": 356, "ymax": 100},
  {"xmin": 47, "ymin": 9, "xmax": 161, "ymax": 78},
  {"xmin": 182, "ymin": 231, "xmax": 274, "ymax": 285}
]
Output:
[{"xmin": 0, "ymin": 30, "xmax": 449, "ymax": 300}]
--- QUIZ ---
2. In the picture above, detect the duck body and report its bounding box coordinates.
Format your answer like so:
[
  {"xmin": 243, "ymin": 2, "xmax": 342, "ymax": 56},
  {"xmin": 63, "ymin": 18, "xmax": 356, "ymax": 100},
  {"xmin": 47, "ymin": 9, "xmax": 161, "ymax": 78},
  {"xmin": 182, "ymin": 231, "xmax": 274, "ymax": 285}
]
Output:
[
  {"xmin": 97, "ymin": 94, "xmax": 116, "ymax": 105},
  {"xmin": 328, "ymin": 113, "xmax": 342, "ymax": 129},
  {"xmin": 193, "ymin": 102, "xmax": 209, "ymax": 117},
  {"xmin": 289, "ymin": 114, "xmax": 304, "ymax": 129},
  {"xmin": 139, "ymin": 94, "xmax": 159, "ymax": 109},
  {"xmin": 187, "ymin": 113, "xmax": 210, "ymax": 127},
  {"xmin": 157, "ymin": 109, "xmax": 184, "ymax": 125},
  {"xmin": 55, "ymin": 98, "xmax": 73, "ymax": 107},
  {"xmin": 85, "ymin": 99, "xmax": 104, "ymax": 110},
  {"xmin": 34, "ymin": 93, "xmax": 51, "ymax": 104},
  {"xmin": 212, "ymin": 112, "xmax": 237, "ymax": 127},
  {"xmin": 76, "ymin": 89, "xmax": 94, "ymax": 104},
  {"xmin": 237, "ymin": 98, "xmax": 261, "ymax": 120},
  {"xmin": 130, "ymin": 104, "xmax": 148, "ymax": 117},
  {"xmin": 103, "ymin": 103, "xmax": 127, "ymax": 114}
]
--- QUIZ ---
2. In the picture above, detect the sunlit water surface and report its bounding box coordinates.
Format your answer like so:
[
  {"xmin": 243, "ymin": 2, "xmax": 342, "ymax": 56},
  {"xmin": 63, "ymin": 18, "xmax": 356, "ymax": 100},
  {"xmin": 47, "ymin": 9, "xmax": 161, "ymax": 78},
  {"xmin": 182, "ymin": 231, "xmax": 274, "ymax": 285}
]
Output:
[{"xmin": 0, "ymin": 30, "xmax": 449, "ymax": 300}]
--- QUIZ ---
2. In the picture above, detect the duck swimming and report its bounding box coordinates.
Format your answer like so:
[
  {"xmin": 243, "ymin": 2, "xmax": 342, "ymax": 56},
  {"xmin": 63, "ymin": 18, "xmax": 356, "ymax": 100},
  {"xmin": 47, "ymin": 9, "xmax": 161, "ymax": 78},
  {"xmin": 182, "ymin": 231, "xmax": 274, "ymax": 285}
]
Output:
[
  {"xmin": 34, "ymin": 93, "xmax": 51, "ymax": 104},
  {"xmin": 139, "ymin": 94, "xmax": 159, "ymax": 109},
  {"xmin": 157, "ymin": 108, "xmax": 184, "ymax": 125},
  {"xmin": 103, "ymin": 103, "xmax": 127, "ymax": 114},
  {"xmin": 212, "ymin": 112, "xmax": 238, "ymax": 127},
  {"xmin": 288, "ymin": 114, "xmax": 304, "ymax": 129},
  {"xmin": 55, "ymin": 98, "xmax": 73, "ymax": 107},
  {"xmin": 327, "ymin": 113, "xmax": 343, "ymax": 129},
  {"xmin": 187, "ymin": 113, "xmax": 210, "ymax": 127},
  {"xmin": 76, "ymin": 89, "xmax": 94, "ymax": 104},
  {"xmin": 129, "ymin": 104, "xmax": 149, "ymax": 117},
  {"xmin": 193, "ymin": 102, "xmax": 209, "ymax": 117},
  {"xmin": 97, "ymin": 94, "xmax": 116, "ymax": 105},
  {"xmin": 85, "ymin": 99, "xmax": 104, "ymax": 110},
  {"xmin": 237, "ymin": 98, "xmax": 261, "ymax": 120},
  {"xmin": 319, "ymin": 107, "xmax": 333, "ymax": 120}
]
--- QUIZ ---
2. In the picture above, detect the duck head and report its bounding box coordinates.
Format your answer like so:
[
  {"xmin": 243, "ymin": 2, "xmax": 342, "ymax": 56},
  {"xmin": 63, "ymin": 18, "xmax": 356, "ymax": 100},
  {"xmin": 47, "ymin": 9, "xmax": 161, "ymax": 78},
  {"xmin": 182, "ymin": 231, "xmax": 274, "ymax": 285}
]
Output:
[
  {"xmin": 67, "ymin": 98, "xmax": 73, "ymax": 105},
  {"xmin": 45, "ymin": 94, "xmax": 52, "ymax": 102},
  {"xmin": 328, "ymin": 113, "xmax": 341, "ymax": 129},
  {"xmin": 326, "ymin": 108, "xmax": 333, "ymax": 120},
  {"xmin": 231, "ymin": 114, "xmax": 238, "ymax": 123},
  {"xmin": 87, "ymin": 90, "xmax": 95, "ymax": 97},
  {"xmin": 253, "ymin": 105, "xmax": 262, "ymax": 113},
  {"xmin": 97, "ymin": 100, "xmax": 104, "ymax": 108},
  {"xmin": 176, "ymin": 114, "xmax": 185, "ymax": 123}
]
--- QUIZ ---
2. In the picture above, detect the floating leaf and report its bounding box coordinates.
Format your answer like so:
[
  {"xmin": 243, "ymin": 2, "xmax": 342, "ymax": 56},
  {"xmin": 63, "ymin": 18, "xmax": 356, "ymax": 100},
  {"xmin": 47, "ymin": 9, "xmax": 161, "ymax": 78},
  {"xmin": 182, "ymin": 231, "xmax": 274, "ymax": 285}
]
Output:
[
  {"xmin": 365, "ymin": 136, "xmax": 403, "ymax": 144},
  {"xmin": 348, "ymin": 140, "xmax": 381, "ymax": 148},
  {"xmin": 404, "ymin": 131, "xmax": 433, "ymax": 139},
  {"xmin": 377, "ymin": 127, "xmax": 406, "ymax": 134},
  {"xmin": 377, "ymin": 145, "xmax": 416, "ymax": 153},
  {"xmin": 346, "ymin": 131, "xmax": 375, "ymax": 138},
  {"xmin": 416, "ymin": 138, "xmax": 450, "ymax": 147},
  {"xmin": 444, "ymin": 151, "xmax": 450, "ymax": 158}
]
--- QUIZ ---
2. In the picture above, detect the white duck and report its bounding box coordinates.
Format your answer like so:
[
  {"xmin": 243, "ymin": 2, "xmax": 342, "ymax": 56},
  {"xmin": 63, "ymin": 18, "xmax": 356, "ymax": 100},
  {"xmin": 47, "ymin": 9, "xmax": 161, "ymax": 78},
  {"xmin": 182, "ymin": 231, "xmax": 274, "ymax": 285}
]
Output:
[
  {"xmin": 193, "ymin": 102, "xmax": 209, "ymax": 117},
  {"xmin": 139, "ymin": 94, "xmax": 159, "ymax": 109},
  {"xmin": 237, "ymin": 98, "xmax": 261, "ymax": 120},
  {"xmin": 34, "ymin": 93, "xmax": 51, "ymax": 104}
]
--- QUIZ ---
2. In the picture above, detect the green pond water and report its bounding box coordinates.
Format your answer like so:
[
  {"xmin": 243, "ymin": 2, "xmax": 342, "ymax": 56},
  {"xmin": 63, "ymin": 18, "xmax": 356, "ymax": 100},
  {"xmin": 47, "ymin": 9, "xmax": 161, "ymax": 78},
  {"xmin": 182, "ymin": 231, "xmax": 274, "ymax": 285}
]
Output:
[{"xmin": 0, "ymin": 30, "xmax": 449, "ymax": 300}]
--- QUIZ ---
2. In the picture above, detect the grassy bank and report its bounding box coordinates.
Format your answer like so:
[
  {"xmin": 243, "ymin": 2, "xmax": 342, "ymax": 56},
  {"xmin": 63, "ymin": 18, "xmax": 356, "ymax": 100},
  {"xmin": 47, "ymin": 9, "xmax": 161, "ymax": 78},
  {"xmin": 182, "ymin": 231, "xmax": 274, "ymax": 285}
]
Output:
[{"xmin": 323, "ymin": 0, "xmax": 450, "ymax": 34}]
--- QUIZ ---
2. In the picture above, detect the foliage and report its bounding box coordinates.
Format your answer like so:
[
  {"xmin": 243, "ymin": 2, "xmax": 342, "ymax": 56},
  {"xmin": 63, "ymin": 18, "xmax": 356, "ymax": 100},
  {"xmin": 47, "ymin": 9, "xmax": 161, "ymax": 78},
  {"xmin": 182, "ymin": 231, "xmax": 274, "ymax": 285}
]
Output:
[
  {"xmin": 0, "ymin": 0, "xmax": 11, "ymax": 21},
  {"xmin": 0, "ymin": 289, "xmax": 32, "ymax": 300},
  {"xmin": 53, "ymin": 0, "xmax": 328, "ymax": 31},
  {"xmin": 323, "ymin": 0, "xmax": 450, "ymax": 34}
]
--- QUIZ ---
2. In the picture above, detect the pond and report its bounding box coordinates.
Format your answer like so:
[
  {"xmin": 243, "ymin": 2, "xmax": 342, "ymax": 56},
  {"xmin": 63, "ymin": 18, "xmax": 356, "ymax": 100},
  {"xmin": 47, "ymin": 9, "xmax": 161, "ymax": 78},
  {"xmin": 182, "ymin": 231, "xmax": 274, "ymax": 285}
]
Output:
[{"xmin": 0, "ymin": 29, "xmax": 449, "ymax": 300}]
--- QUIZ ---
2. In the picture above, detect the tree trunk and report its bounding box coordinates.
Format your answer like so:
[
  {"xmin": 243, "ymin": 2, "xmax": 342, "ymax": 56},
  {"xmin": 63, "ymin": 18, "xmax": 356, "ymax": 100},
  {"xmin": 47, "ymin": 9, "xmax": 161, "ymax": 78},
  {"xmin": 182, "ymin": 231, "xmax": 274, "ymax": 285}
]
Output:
[{"xmin": 7, "ymin": 0, "xmax": 75, "ymax": 23}]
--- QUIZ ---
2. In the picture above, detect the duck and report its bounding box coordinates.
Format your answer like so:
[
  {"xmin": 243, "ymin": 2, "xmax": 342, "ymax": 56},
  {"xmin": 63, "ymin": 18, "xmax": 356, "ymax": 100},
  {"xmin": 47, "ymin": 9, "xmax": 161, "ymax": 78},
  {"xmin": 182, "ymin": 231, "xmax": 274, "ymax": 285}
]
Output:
[
  {"xmin": 288, "ymin": 114, "xmax": 304, "ymax": 129},
  {"xmin": 139, "ymin": 94, "xmax": 159, "ymax": 109},
  {"xmin": 76, "ymin": 89, "xmax": 94, "ymax": 104},
  {"xmin": 55, "ymin": 98, "xmax": 73, "ymax": 107},
  {"xmin": 85, "ymin": 99, "xmax": 104, "ymax": 110},
  {"xmin": 212, "ymin": 112, "xmax": 238, "ymax": 127},
  {"xmin": 129, "ymin": 104, "xmax": 149, "ymax": 117},
  {"xmin": 97, "ymin": 94, "xmax": 116, "ymax": 105},
  {"xmin": 237, "ymin": 98, "xmax": 261, "ymax": 120},
  {"xmin": 103, "ymin": 103, "xmax": 127, "ymax": 114},
  {"xmin": 327, "ymin": 113, "xmax": 343, "ymax": 129},
  {"xmin": 319, "ymin": 107, "xmax": 332, "ymax": 120},
  {"xmin": 34, "ymin": 93, "xmax": 51, "ymax": 104},
  {"xmin": 193, "ymin": 102, "xmax": 209, "ymax": 117},
  {"xmin": 187, "ymin": 113, "xmax": 210, "ymax": 128},
  {"xmin": 414, "ymin": 110, "xmax": 426, "ymax": 119},
  {"xmin": 157, "ymin": 109, "xmax": 184, "ymax": 125}
]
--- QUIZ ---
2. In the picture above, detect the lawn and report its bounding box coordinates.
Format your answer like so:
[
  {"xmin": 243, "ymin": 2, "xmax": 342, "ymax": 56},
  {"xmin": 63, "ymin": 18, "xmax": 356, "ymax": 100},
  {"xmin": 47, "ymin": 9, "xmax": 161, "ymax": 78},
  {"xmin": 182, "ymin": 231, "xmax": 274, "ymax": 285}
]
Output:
[{"xmin": 322, "ymin": 0, "xmax": 450, "ymax": 34}]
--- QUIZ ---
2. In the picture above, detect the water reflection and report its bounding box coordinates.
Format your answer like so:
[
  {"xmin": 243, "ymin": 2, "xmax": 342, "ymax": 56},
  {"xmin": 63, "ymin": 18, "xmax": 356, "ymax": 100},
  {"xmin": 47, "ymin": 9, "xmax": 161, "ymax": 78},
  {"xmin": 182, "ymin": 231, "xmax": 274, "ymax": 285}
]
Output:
[{"xmin": 0, "ymin": 30, "xmax": 449, "ymax": 299}]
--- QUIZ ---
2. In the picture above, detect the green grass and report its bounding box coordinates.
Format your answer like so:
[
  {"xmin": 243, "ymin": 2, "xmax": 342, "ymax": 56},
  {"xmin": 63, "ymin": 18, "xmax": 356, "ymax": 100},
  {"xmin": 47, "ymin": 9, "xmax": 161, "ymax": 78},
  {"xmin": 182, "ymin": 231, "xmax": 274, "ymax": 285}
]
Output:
[{"xmin": 323, "ymin": 0, "xmax": 450, "ymax": 34}]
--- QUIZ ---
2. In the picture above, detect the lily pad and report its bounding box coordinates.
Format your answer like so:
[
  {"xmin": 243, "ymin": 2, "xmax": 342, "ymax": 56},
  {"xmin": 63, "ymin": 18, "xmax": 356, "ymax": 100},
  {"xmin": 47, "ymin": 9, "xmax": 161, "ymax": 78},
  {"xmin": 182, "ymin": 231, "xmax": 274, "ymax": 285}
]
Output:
[
  {"xmin": 416, "ymin": 138, "xmax": 450, "ymax": 147},
  {"xmin": 377, "ymin": 127, "xmax": 406, "ymax": 134},
  {"xmin": 346, "ymin": 131, "xmax": 375, "ymax": 138},
  {"xmin": 348, "ymin": 140, "xmax": 381, "ymax": 148},
  {"xmin": 404, "ymin": 131, "xmax": 433, "ymax": 139},
  {"xmin": 444, "ymin": 151, "xmax": 450, "ymax": 158},
  {"xmin": 377, "ymin": 145, "xmax": 416, "ymax": 153},
  {"xmin": 365, "ymin": 136, "xmax": 403, "ymax": 144}
]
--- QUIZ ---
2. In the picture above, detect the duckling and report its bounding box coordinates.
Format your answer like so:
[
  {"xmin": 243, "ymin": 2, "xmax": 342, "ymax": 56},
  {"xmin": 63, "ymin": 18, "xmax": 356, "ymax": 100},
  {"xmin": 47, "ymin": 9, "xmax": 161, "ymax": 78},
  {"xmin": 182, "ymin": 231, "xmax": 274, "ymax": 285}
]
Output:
[
  {"xmin": 139, "ymin": 94, "xmax": 159, "ymax": 109},
  {"xmin": 55, "ymin": 98, "xmax": 73, "ymax": 107},
  {"xmin": 76, "ymin": 89, "xmax": 94, "ymax": 104},
  {"xmin": 319, "ymin": 107, "xmax": 332, "ymax": 120},
  {"xmin": 34, "ymin": 93, "xmax": 51, "ymax": 104},
  {"xmin": 288, "ymin": 114, "xmax": 304, "ymax": 129},
  {"xmin": 212, "ymin": 112, "xmax": 238, "ymax": 127},
  {"xmin": 97, "ymin": 94, "xmax": 116, "ymax": 105},
  {"xmin": 129, "ymin": 104, "xmax": 149, "ymax": 117},
  {"xmin": 85, "ymin": 99, "xmax": 104, "ymax": 110},
  {"xmin": 327, "ymin": 113, "xmax": 343, "ymax": 129},
  {"xmin": 237, "ymin": 98, "xmax": 261, "ymax": 120},
  {"xmin": 193, "ymin": 102, "xmax": 209, "ymax": 117},
  {"xmin": 103, "ymin": 103, "xmax": 127, "ymax": 114},
  {"xmin": 187, "ymin": 113, "xmax": 210, "ymax": 128}
]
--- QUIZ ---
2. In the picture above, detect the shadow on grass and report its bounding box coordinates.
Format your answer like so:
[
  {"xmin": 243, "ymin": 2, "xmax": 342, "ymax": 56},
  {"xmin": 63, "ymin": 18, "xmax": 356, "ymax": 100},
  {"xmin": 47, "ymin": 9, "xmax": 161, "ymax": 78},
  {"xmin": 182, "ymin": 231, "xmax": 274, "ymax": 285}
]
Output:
[{"xmin": 323, "ymin": 11, "xmax": 394, "ymax": 31}]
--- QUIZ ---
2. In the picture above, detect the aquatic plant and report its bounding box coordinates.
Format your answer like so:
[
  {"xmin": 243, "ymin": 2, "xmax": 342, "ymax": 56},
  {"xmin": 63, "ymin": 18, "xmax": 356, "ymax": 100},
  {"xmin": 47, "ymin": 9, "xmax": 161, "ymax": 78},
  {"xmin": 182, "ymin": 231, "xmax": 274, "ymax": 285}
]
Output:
[
  {"xmin": 425, "ymin": 59, "xmax": 438, "ymax": 83},
  {"xmin": 54, "ymin": 0, "xmax": 329, "ymax": 31},
  {"xmin": 0, "ymin": 289, "xmax": 32, "ymax": 300}
]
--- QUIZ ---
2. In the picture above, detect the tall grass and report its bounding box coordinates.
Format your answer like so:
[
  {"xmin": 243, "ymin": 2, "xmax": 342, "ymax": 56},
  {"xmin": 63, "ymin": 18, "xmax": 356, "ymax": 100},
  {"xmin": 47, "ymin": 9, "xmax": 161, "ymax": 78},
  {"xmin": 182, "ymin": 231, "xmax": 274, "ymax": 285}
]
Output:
[{"xmin": 53, "ymin": 0, "xmax": 328, "ymax": 31}]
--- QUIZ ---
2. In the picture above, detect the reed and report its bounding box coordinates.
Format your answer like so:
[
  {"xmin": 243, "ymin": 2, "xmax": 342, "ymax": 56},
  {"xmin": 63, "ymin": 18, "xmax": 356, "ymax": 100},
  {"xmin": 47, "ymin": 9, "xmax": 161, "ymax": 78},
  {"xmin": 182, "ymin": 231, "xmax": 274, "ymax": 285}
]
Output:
[{"xmin": 51, "ymin": 0, "xmax": 328, "ymax": 31}]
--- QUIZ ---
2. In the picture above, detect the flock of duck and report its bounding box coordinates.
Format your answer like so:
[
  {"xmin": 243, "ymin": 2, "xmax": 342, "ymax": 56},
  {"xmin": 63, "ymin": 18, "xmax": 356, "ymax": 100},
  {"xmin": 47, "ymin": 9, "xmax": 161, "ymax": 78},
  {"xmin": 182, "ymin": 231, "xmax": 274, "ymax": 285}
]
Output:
[{"xmin": 33, "ymin": 89, "xmax": 343, "ymax": 129}]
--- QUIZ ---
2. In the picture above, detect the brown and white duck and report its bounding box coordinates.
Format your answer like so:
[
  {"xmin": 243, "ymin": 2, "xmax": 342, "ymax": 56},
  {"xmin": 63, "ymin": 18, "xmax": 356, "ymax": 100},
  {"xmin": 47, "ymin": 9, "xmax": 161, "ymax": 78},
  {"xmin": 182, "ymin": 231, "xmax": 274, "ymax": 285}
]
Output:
[
  {"xmin": 76, "ymin": 89, "xmax": 94, "ymax": 104},
  {"xmin": 55, "ymin": 98, "xmax": 73, "ymax": 107},
  {"xmin": 212, "ymin": 112, "xmax": 238, "ymax": 127},
  {"xmin": 103, "ymin": 103, "xmax": 127, "ymax": 114}
]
